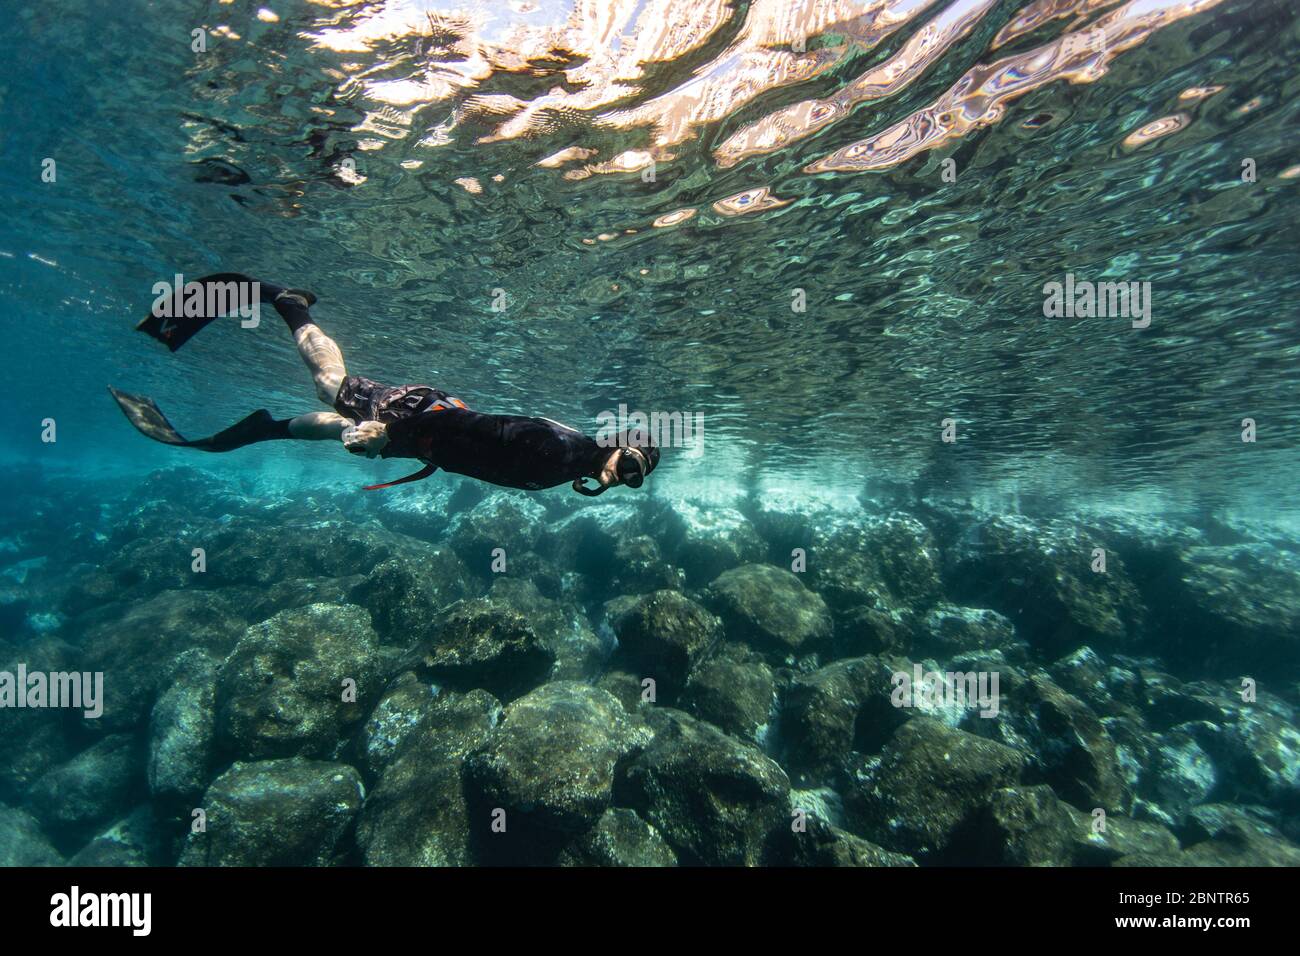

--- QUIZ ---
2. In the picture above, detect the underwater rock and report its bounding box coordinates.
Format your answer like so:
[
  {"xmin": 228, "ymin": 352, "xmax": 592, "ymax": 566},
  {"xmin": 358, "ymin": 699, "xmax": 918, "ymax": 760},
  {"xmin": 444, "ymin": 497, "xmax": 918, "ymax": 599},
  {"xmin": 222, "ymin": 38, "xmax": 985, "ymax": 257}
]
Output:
[
  {"xmin": 0, "ymin": 638, "xmax": 79, "ymax": 801},
  {"xmin": 447, "ymin": 493, "xmax": 547, "ymax": 576},
  {"xmin": 808, "ymin": 512, "xmax": 942, "ymax": 627},
  {"xmin": 406, "ymin": 598, "xmax": 555, "ymax": 701},
  {"xmin": 652, "ymin": 500, "xmax": 765, "ymax": 586},
  {"xmin": 978, "ymin": 784, "xmax": 1179, "ymax": 866},
  {"xmin": 0, "ymin": 804, "xmax": 63, "ymax": 866},
  {"xmin": 978, "ymin": 785, "xmax": 1078, "ymax": 866},
  {"xmin": 179, "ymin": 758, "xmax": 364, "ymax": 867},
  {"xmin": 916, "ymin": 604, "xmax": 1025, "ymax": 661},
  {"xmin": 767, "ymin": 814, "xmax": 917, "ymax": 867},
  {"xmin": 1047, "ymin": 646, "xmax": 1142, "ymax": 719},
  {"xmin": 78, "ymin": 589, "xmax": 249, "ymax": 730},
  {"xmin": 968, "ymin": 672, "xmax": 1132, "ymax": 813},
  {"xmin": 608, "ymin": 590, "xmax": 724, "ymax": 698},
  {"xmin": 363, "ymin": 481, "xmax": 454, "ymax": 543},
  {"xmin": 348, "ymin": 549, "xmax": 476, "ymax": 646},
  {"xmin": 595, "ymin": 668, "xmax": 654, "ymax": 716},
  {"xmin": 539, "ymin": 502, "xmax": 646, "ymax": 583},
  {"xmin": 1165, "ymin": 544, "xmax": 1300, "ymax": 674},
  {"xmin": 233, "ymin": 574, "xmax": 367, "ymax": 624},
  {"xmin": 1179, "ymin": 803, "xmax": 1300, "ymax": 864},
  {"xmin": 27, "ymin": 733, "xmax": 145, "ymax": 851},
  {"xmin": 217, "ymin": 603, "xmax": 384, "ymax": 761},
  {"xmin": 356, "ymin": 689, "xmax": 501, "ymax": 867},
  {"xmin": 68, "ymin": 804, "xmax": 166, "ymax": 867},
  {"xmin": 1147, "ymin": 724, "xmax": 1218, "ymax": 822},
  {"xmin": 609, "ymin": 534, "xmax": 685, "ymax": 596},
  {"xmin": 779, "ymin": 655, "xmax": 912, "ymax": 780},
  {"xmin": 680, "ymin": 658, "xmax": 775, "ymax": 746},
  {"xmin": 704, "ymin": 563, "xmax": 832, "ymax": 660},
  {"xmin": 353, "ymin": 670, "xmax": 440, "ymax": 781},
  {"xmin": 1064, "ymin": 802, "xmax": 1181, "ymax": 864},
  {"xmin": 464, "ymin": 682, "xmax": 652, "ymax": 861},
  {"xmin": 199, "ymin": 519, "xmax": 412, "ymax": 588},
  {"xmin": 488, "ymin": 578, "xmax": 609, "ymax": 680},
  {"xmin": 556, "ymin": 807, "xmax": 678, "ymax": 867},
  {"xmin": 1219, "ymin": 705, "xmax": 1300, "ymax": 809},
  {"xmin": 946, "ymin": 515, "xmax": 1144, "ymax": 656},
  {"xmin": 147, "ymin": 649, "xmax": 219, "ymax": 805},
  {"xmin": 617, "ymin": 709, "xmax": 790, "ymax": 866},
  {"xmin": 841, "ymin": 717, "xmax": 1024, "ymax": 860}
]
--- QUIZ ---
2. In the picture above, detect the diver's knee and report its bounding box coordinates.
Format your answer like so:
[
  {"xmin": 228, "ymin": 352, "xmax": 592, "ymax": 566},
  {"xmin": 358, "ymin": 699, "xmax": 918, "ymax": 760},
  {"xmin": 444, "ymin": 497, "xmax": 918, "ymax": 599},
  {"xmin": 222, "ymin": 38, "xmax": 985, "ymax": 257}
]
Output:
[{"xmin": 314, "ymin": 368, "xmax": 344, "ymax": 405}]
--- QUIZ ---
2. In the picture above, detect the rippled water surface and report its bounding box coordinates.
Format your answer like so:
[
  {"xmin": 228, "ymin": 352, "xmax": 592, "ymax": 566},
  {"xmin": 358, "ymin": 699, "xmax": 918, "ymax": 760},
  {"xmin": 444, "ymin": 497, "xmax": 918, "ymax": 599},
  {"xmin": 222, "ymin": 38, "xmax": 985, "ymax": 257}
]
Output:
[{"xmin": 2, "ymin": 0, "xmax": 1299, "ymax": 509}]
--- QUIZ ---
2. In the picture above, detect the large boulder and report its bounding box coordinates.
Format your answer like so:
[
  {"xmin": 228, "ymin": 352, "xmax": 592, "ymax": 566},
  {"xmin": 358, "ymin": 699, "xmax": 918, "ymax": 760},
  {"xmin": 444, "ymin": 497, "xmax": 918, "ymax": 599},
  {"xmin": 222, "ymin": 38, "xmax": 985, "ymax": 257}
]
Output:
[
  {"xmin": 487, "ymin": 578, "xmax": 609, "ymax": 680},
  {"xmin": 652, "ymin": 501, "xmax": 765, "ymax": 586},
  {"xmin": 704, "ymin": 564, "xmax": 832, "ymax": 661},
  {"xmin": 465, "ymin": 682, "xmax": 652, "ymax": 862},
  {"xmin": 841, "ymin": 717, "xmax": 1024, "ymax": 860},
  {"xmin": 356, "ymin": 689, "xmax": 501, "ymax": 866},
  {"xmin": 179, "ymin": 758, "xmax": 364, "ymax": 866},
  {"xmin": 1158, "ymin": 544, "xmax": 1300, "ymax": 675},
  {"xmin": 27, "ymin": 734, "xmax": 146, "ymax": 852},
  {"xmin": 0, "ymin": 805, "xmax": 63, "ymax": 866},
  {"xmin": 216, "ymin": 603, "xmax": 385, "ymax": 761},
  {"xmin": 405, "ymin": 598, "xmax": 555, "ymax": 701},
  {"xmin": 779, "ymin": 655, "xmax": 914, "ymax": 780},
  {"xmin": 966, "ymin": 672, "xmax": 1132, "ymax": 813},
  {"xmin": 447, "ymin": 494, "xmax": 548, "ymax": 575},
  {"xmin": 808, "ymin": 512, "xmax": 943, "ymax": 630},
  {"xmin": 945, "ymin": 515, "xmax": 1144, "ymax": 656},
  {"xmin": 68, "ymin": 804, "xmax": 167, "ymax": 867},
  {"xmin": 148, "ymin": 649, "xmax": 219, "ymax": 804},
  {"xmin": 617, "ymin": 710, "xmax": 790, "ymax": 866},
  {"xmin": 767, "ymin": 814, "xmax": 916, "ymax": 867},
  {"xmin": 556, "ymin": 808, "xmax": 678, "ymax": 867},
  {"xmin": 608, "ymin": 591, "xmax": 723, "ymax": 698},
  {"xmin": 680, "ymin": 658, "xmax": 775, "ymax": 746},
  {"xmin": 348, "ymin": 549, "xmax": 476, "ymax": 645}
]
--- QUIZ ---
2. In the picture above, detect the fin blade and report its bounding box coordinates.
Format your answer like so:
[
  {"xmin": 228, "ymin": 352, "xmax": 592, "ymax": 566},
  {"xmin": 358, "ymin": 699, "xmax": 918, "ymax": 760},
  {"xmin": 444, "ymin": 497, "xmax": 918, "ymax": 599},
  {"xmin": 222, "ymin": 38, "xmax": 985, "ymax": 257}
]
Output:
[
  {"xmin": 107, "ymin": 386, "xmax": 194, "ymax": 446},
  {"xmin": 134, "ymin": 273, "xmax": 260, "ymax": 351}
]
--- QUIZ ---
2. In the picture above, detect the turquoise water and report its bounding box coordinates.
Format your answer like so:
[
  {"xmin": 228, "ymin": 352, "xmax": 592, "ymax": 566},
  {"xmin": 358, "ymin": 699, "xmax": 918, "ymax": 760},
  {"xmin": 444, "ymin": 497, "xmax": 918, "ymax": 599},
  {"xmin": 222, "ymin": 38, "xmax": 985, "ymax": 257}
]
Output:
[{"xmin": 1, "ymin": 0, "xmax": 1298, "ymax": 867}]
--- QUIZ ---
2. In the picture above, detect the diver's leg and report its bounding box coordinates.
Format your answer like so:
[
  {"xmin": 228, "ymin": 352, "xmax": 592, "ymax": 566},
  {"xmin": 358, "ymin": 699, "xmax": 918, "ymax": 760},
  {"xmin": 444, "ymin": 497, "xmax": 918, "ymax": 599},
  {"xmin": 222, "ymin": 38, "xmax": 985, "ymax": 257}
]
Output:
[
  {"xmin": 271, "ymin": 291, "xmax": 348, "ymax": 406},
  {"xmin": 287, "ymin": 411, "xmax": 351, "ymax": 440}
]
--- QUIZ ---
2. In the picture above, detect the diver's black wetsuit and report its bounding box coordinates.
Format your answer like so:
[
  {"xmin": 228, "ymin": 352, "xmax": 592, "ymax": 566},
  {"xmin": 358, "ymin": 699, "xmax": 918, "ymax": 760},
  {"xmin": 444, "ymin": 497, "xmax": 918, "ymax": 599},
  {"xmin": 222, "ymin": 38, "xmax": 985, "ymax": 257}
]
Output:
[{"xmin": 333, "ymin": 375, "xmax": 609, "ymax": 491}]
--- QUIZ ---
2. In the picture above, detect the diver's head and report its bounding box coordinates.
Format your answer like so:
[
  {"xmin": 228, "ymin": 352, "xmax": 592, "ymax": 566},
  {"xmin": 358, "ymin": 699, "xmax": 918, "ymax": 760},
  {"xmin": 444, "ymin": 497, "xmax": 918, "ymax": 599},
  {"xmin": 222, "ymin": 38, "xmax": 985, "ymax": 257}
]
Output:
[
  {"xmin": 615, "ymin": 429, "xmax": 659, "ymax": 489},
  {"xmin": 575, "ymin": 430, "xmax": 660, "ymax": 496}
]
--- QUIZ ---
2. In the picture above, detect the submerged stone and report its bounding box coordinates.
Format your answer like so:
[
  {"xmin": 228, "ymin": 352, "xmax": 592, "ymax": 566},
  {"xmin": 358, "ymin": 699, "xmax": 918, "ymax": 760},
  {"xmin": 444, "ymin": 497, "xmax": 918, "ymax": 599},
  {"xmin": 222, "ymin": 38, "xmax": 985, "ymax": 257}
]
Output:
[
  {"xmin": 609, "ymin": 590, "xmax": 723, "ymax": 697},
  {"xmin": 465, "ymin": 682, "xmax": 652, "ymax": 862},
  {"xmin": 842, "ymin": 717, "xmax": 1024, "ymax": 860},
  {"xmin": 556, "ymin": 808, "xmax": 678, "ymax": 867},
  {"xmin": 217, "ymin": 603, "xmax": 384, "ymax": 761},
  {"xmin": 705, "ymin": 563, "xmax": 832, "ymax": 660},
  {"xmin": 618, "ymin": 710, "xmax": 790, "ymax": 866},
  {"xmin": 406, "ymin": 598, "xmax": 555, "ymax": 701},
  {"xmin": 356, "ymin": 689, "xmax": 501, "ymax": 866},
  {"xmin": 179, "ymin": 758, "xmax": 364, "ymax": 866}
]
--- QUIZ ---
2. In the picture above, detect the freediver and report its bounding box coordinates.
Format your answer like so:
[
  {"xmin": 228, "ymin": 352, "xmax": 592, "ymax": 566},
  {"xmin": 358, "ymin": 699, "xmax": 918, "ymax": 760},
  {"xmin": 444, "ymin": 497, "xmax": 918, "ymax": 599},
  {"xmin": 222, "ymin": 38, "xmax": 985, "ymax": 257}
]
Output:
[{"xmin": 109, "ymin": 274, "xmax": 658, "ymax": 496}]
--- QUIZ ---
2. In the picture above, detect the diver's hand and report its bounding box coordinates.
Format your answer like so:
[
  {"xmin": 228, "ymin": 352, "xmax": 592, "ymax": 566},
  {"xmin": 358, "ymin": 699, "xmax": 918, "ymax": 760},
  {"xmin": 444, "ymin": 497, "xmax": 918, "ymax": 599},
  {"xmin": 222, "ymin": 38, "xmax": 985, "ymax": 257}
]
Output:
[{"xmin": 342, "ymin": 420, "xmax": 389, "ymax": 459}]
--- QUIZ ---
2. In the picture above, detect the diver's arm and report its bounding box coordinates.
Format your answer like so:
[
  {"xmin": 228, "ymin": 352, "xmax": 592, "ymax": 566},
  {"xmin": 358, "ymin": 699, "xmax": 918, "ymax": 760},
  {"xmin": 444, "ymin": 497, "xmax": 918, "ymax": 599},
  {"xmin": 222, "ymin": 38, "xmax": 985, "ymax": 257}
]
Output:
[{"xmin": 287, "ymin": 411, "xmax": 351, "ymax": 441}]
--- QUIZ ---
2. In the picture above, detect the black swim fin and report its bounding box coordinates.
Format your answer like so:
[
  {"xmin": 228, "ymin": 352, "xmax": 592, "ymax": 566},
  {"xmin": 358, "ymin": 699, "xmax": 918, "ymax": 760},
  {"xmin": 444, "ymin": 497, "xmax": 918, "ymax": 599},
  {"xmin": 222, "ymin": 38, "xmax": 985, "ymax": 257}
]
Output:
[
  {"xmin": 134, "ymin": 274, "xmax": 317, "ymax": 351},
  {"xmin": 108, "ymin": 386, "xmax": 292, "ymax": 452}
]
